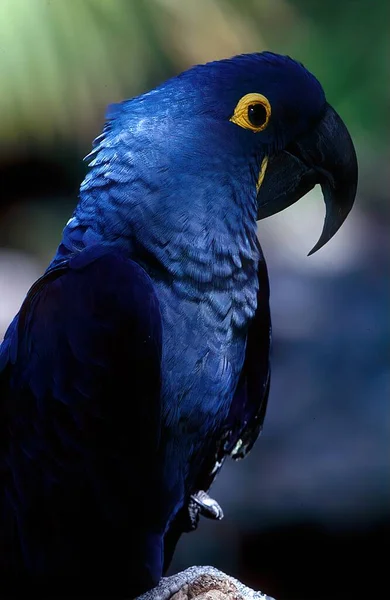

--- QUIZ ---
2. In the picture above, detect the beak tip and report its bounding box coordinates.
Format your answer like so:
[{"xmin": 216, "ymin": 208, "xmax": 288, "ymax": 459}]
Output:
[{"xmin": 307, "ymin": 242, "xmax": 322, "ymax": 257}]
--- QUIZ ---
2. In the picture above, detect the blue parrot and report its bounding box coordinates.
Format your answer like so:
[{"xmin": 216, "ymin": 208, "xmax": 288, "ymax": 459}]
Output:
[{"xmin": 0, "ymin": 52, "xmax": 357, "ymax": 597}]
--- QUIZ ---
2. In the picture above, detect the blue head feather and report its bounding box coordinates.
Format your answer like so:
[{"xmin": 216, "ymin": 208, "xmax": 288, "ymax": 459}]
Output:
[
  {"xmin": 104, "ymin": 51, "xmax": 325, "ymax": 153},
  {"xmin": 56, "ymin": 52, "xmax": 326, "ymax": 277}
]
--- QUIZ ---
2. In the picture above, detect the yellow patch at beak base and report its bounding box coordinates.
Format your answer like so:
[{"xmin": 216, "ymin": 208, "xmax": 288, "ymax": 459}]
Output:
[{"xmin": 256, "ymin": 157, "xmax": 268, "ymax": 193}]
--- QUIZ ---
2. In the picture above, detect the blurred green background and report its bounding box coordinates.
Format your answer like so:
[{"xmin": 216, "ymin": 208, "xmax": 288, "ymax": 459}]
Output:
[{"xmin": 0, "ymin": 1, "xmax": 388, "ymax": 599}]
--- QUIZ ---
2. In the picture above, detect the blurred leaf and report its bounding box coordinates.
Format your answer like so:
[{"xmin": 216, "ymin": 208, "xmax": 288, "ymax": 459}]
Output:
[{"xmin": 0, "ymin": 0, "xmax": 386, "ymax": 182}]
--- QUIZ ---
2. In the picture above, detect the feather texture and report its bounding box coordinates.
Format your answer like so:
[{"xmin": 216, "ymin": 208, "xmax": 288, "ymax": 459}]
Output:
[
  {"xmin": 0, "ymin": 51, "xmax": 347, "ymax": 597},
  {"xmin": 0, "ymin": 245, "xmax": 164, "ymax": 596}
]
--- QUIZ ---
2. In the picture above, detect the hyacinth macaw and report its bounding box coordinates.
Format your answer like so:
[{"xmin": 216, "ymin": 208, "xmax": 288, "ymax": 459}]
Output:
[{"xmin": 0, "ymin": 52, "xmax": 357, "ymax": 597}]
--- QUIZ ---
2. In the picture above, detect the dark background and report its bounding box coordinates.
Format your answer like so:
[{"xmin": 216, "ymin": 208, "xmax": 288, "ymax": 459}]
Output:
[{"xmin": 0, "ymin": 1, "xmax": 388, "ymax": 599}]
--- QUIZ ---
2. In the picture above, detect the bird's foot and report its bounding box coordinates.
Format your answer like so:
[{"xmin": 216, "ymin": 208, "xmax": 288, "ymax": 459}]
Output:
[
  {"xmin": 188, "ymin": 490, "xmax": 224, "ymax": 530},
  {"xmin": 191, "ymin": 490, "xmax": 224, "ymax": 520}
]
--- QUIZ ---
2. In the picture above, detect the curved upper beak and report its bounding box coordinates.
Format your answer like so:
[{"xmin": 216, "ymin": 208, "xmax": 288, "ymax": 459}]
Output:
[{"xmin": 256, "ymin": 103, "xmax": 358, "ymax": 255}]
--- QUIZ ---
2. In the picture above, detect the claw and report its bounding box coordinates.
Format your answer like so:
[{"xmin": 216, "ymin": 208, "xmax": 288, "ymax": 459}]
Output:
[
  {"xmin": 187, "ymin": 496, "xmax": 201, "ymax": 531},
  {"xmin": 190, "ymin": 490, "xmax": 224, "ymax": 520}
]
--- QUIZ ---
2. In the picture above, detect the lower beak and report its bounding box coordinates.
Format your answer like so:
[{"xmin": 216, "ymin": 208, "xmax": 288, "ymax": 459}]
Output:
[{"xmin": 256, "ymin": 103, "xmax": 358, "ymax": 255}]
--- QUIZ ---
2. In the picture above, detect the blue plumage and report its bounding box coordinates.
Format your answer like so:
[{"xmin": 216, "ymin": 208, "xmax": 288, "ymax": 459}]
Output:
[
  {"xmin": 1, "ymin": 247, "xmax": 163, "ymax": 595},
  {"xmin": 0, "ymin": 52, "xmax": 357, "ymax": 596}
]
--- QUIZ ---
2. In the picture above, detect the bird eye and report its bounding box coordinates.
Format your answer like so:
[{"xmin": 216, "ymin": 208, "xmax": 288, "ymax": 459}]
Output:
[
  {"xmin": 230, "ymin": 93, "xmax": 271, "ymax": 132},
  {"xmin": 248, "ymin": 103, "xmax": 267, "ymax": 127}
]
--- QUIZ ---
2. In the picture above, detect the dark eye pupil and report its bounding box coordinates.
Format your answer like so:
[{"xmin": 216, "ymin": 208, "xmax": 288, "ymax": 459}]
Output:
[{"xmin": 248, "ymin": 103, "xmax": 267, "ymax": 127}]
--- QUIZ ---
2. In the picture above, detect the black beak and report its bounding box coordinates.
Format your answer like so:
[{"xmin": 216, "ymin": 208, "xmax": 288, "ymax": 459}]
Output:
[{"xmin": 256, "ymin": 103, "xmax": 358, "ymax": 255}]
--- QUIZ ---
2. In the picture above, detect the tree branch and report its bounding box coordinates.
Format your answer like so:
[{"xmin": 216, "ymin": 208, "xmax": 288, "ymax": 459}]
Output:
[{"xmin": 137, "ymin": 566, "xmax": 275, "ymax": 600}]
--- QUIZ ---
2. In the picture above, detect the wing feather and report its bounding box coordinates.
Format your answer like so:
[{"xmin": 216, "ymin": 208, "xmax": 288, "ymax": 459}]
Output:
[
  {"xmin": 228, "ymin": 256, "xmax": 272, "ymax": 459},
  {"xmin": 0, "ymin": 245, "xmax": 165, "ymax": 596}
]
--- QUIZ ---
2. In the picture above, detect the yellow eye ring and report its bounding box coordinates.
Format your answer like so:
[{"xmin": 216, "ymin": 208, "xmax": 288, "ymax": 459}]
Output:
[{"xmin": 230, "ymin": 93, "xmax": 271, "ymax": 132}]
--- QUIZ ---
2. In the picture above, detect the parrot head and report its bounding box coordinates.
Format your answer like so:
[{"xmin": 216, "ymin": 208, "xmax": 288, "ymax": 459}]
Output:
[{"xmin": 86, "ymin": 52, "xmax": 357, "ymax": 256}]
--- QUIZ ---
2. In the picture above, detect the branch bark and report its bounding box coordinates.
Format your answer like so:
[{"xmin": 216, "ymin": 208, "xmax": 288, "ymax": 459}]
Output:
[{"xmin": 137, "ymin": 566, "xmax": 275, "ymax": 600}]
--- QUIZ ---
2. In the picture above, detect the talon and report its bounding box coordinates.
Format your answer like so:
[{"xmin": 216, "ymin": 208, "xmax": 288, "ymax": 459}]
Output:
[
  {"xmin": 187, "ymin": 496, "xmax": 201, "ymax": 531},
  {"xmin": 190, "ymin": 490, "xmax": 224, "ymax": 520}
]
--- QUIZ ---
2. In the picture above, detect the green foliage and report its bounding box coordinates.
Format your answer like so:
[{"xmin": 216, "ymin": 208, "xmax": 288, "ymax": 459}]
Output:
[{"xmin": 0, "ymin": 0, "xmax": 387, "ymax": 201}]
